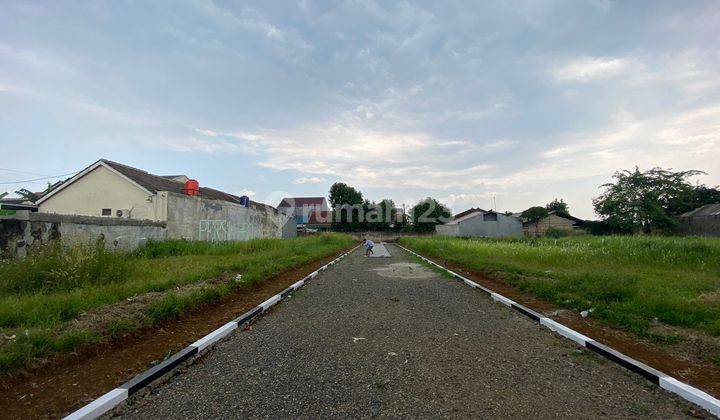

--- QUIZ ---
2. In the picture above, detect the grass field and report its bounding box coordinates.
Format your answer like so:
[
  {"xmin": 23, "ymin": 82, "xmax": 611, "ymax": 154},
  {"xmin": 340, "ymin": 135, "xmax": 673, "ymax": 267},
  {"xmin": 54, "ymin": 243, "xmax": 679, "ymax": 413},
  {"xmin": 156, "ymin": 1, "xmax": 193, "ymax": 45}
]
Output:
[
  {"xmin": 398, "ymin": 235, "xmax": 720, "ymax": 340},
  {"xmin": 0, "ymin": 233, "xmax": 355, "ymax": 375}
]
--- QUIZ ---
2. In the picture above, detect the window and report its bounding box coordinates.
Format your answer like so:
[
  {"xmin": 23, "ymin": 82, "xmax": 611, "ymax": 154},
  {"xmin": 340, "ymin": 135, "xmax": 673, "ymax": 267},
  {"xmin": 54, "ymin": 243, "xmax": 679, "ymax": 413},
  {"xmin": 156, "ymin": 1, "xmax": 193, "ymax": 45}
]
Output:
[
  {"xmin": 483, "ymin": 212, "xmax": 498, "ymax": 222},
  {"xmin": 101, "ymin": 208, "xmax": 112, "ymax": 216}
]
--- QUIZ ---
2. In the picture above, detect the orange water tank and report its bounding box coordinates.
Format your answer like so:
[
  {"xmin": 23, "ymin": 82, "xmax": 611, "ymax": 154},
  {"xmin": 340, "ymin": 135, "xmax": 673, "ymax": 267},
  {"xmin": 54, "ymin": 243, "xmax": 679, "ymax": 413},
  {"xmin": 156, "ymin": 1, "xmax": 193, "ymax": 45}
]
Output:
[{"xmin": 183, "ymin": 179, "xmax": 199, "ymax": 196}]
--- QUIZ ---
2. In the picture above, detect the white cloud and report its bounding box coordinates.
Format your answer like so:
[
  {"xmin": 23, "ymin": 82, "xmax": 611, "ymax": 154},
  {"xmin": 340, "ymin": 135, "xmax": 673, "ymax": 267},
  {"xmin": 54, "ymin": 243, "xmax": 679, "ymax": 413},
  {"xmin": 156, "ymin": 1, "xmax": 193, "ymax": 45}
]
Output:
[
  {"xmin": 139, "ymin": 135, "xmax": 244, "ymax": 154},
  {"xmin": 292, "ymin": 176, "xmax": 326, "ymax": 184},
  {"xmin": 239, "ymin": 189, "xmax": 255, "ymax": 197},
  {"xmin": 554, "ymin": 57, "xmax": 631, "ymax": 82}
]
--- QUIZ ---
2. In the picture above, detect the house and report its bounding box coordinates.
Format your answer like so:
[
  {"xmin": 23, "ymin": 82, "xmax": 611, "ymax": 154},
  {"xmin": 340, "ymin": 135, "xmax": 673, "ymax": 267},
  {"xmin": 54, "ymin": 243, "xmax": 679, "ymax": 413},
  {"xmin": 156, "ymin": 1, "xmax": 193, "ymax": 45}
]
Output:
[
  {"xmin": 679, "ymin": 203, "xmax": 720, "ymax": 237},
  {"xmin": 436, "ymin": 209, "xmax": 522, "ymax": 238},
  {"xmin": 453, "ymin": 207, "xmax": 485, "ymax": 220},
  {"xmin": 522, "ymin": 211, "xmax": 584, "ymax": 236},
  {"xmin": 33, "ymin": 159, "xmax": 295, "ymax": 240},
  {"xmin": 277, "ymin": 197, "xmax": 329, "ymax": 225},
  {"xmin": 306, "ymin": 210, "xmax": 333, "ymax": 232},
  {"xmin": 0, "ymin": 197, "xmax": 38, "ymax": 212}
]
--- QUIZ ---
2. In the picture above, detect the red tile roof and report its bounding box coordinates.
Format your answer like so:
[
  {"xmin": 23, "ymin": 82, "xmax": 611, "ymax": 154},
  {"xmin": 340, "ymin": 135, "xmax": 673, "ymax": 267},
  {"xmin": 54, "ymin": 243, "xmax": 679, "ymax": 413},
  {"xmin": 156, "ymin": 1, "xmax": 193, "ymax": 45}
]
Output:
[{"xmin": 278, "ymin": 197, "xmax": 326, "ymax": 207}]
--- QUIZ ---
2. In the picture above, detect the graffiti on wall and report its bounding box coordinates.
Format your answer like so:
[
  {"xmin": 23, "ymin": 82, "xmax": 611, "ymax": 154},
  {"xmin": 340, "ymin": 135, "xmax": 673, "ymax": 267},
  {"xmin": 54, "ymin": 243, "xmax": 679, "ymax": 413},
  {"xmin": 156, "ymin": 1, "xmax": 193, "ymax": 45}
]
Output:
[{"xmin": 198, "ymin": 219, "xmax": 269, "ymax": 241}]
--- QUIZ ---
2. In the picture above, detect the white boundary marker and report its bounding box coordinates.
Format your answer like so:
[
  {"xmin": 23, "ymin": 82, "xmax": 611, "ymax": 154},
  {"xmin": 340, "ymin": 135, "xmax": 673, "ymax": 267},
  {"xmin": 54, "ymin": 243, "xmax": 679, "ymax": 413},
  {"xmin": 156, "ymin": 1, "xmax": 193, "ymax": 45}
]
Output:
[
  {"xmin": 396, "ymin": 244, "xmax": 720, "ymax": 417},
  {"xmin": 63, "ymin": 244, "xmax": 361, "ymax": 420}
]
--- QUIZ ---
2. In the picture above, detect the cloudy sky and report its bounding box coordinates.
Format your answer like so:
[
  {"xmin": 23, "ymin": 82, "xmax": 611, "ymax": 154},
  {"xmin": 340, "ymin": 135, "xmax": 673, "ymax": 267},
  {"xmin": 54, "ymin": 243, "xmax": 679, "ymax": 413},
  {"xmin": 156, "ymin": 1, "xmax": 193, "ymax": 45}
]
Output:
[{"xmin": 1, "ymin": 0, "xmax": 719, "ymax": 218}]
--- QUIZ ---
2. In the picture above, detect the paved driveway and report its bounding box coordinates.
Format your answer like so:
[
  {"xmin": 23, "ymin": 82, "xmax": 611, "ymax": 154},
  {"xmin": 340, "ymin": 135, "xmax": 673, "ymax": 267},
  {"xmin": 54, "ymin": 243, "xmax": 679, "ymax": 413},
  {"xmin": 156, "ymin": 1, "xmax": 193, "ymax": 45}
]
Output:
[{"xmin": 115, "ymin": 244, "xmax": 695, "ymax": 418}]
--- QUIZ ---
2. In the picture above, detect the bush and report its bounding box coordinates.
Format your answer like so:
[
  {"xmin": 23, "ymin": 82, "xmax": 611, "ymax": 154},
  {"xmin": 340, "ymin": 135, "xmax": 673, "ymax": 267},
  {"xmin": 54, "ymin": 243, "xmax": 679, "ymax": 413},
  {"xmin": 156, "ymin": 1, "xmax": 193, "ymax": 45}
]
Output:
[
  {"xmin": 545, "ymin": 228, "xmax": 570, "ymax": 238},
  {"xmin": 0, "ymin": 242, "xmax": 132, "ymax": 294}
]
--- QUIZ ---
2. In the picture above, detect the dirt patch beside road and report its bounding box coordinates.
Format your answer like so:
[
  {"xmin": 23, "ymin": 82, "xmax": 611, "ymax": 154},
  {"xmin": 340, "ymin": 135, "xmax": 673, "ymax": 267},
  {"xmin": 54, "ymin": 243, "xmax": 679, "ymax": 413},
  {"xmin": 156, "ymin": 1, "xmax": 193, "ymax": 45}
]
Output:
[{"xmin": 0, "ymin": 248, "xmax": 351, "ymax": 419}]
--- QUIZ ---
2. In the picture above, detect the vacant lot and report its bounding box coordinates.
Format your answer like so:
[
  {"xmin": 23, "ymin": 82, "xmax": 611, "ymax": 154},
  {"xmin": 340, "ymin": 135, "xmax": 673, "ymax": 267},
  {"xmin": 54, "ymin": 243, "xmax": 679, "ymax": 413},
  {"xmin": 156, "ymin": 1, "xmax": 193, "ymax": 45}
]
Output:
[
  {"xmin": 0, "ymin": 233, "xmax": 354, "ymax": 375},
  {"xmin": 399, "ymin": 235, "xmax": 720, "ymax": 342}
]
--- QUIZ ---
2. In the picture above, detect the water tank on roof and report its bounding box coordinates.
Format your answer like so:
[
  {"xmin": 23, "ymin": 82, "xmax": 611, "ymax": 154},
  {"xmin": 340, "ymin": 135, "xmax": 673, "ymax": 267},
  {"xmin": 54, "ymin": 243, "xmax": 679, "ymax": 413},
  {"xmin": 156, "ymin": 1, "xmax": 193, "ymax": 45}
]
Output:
[{"xmin": 183, "ymin": 179, "xmax": 199, "ymax": 196}]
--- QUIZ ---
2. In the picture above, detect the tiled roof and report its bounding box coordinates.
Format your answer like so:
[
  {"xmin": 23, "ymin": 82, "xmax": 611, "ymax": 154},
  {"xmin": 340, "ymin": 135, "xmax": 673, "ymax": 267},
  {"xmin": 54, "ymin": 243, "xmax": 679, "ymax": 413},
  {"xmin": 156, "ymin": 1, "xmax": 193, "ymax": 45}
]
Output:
[
  {"xmin": 97, "ymin": 160, "xmax": 276, "ymax": 213},
  {"xmin": 453, "ymin": 207, "xmax": 486, "ymax": 220},
  {"xmin": 278, "ymin": 197, "xmax": 326, "ymax": 207},
  {"xmin": 681, "ymin": 203, "xmax": 720, "ymax": 218}
]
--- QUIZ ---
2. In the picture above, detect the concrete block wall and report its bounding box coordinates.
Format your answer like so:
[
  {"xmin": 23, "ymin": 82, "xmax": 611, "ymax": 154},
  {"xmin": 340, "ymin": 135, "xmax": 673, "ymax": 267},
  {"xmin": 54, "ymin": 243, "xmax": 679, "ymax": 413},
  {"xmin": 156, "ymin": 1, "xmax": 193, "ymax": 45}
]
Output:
[
  {"xmin": 0, "ymin": 212, "xmax": 166, "ymax": 258},
  {"xmin": 164, "ymin": 192, "xmax": 295, "ymax": 242},
  {"xmin": 1, "ymin": 194, "xmax": 295, "ymax": 258}
]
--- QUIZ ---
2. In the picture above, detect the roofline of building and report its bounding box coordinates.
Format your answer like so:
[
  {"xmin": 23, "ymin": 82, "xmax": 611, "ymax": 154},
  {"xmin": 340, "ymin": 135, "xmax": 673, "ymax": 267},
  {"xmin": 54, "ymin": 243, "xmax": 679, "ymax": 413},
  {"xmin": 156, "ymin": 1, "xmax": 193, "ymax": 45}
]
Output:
[{"xmin": 35, "ymin": 160, "xmax": 153, "ymax": 205}]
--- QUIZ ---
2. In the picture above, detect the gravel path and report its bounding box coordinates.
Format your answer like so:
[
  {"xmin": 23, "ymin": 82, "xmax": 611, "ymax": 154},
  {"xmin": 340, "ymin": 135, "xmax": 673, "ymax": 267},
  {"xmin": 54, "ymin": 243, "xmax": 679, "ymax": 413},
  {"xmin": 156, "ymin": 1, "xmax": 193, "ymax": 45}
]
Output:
[{"xmin": 115, "ymin": 244, "xmax": 697, "ymax": 419}]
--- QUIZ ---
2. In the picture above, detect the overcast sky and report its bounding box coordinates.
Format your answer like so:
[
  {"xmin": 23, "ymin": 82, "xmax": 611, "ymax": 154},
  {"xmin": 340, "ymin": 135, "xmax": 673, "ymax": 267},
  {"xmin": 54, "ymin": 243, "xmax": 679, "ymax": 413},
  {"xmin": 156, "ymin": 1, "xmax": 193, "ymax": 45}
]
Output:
[{"xmin": 1, "ymin": 0, "xmax": 719, "ymax": 218}]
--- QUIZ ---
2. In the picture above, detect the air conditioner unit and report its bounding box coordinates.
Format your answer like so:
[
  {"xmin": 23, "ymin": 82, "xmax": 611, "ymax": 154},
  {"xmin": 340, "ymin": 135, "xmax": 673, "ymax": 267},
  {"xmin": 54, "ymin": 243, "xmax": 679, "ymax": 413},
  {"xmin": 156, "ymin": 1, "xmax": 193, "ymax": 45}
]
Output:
[{"xmin": 116, "ymin": 209, "xmax": 131, "ymax": 218}]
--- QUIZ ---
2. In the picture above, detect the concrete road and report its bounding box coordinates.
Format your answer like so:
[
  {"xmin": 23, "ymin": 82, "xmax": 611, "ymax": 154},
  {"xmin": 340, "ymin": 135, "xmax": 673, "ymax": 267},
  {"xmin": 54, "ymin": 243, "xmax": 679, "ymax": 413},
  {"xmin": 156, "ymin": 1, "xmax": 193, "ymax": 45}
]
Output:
[
  {"xmin": 116, "ymin": 244, "xmax": 697, "ymax": 419},
  {"xmin": 368, "ymin": 242, "xmax": 391, "ymax": 258}
]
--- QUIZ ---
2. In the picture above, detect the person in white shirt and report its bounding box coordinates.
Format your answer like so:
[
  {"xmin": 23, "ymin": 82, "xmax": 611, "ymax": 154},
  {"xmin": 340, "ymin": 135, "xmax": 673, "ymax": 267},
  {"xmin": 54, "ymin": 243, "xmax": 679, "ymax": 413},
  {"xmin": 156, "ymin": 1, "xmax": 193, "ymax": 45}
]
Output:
[{"xmin": 363, "ymin": 238, "xmax": 374, "ymax": 256}]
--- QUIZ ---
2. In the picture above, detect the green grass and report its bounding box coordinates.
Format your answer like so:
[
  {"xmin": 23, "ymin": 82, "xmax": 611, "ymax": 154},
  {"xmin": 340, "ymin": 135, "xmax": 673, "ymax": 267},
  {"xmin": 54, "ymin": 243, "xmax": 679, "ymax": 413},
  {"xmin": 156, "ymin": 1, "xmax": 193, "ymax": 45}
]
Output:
[
  {"xmin": 398, "ymin": 235, "xmax": 720, "ymax": 338},
  {"xmin": 0, "ymin": 233, "xmax": 355, "ymax": 375}
]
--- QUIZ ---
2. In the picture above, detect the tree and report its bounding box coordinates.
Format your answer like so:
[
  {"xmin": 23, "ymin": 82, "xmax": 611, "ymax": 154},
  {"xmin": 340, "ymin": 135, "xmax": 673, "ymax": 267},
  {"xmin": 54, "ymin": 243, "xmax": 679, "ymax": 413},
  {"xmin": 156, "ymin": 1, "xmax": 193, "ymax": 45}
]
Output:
[
  {"xmin": 14, "ymin": 188, "xmax": 41, "ymax": 202},
  {"xmin": 328, "ymin": 182, "xmax": 364, "ymax": 231},
  {"xmin": 545, "ymin": 198, "xmax": 569, "ymax": 216},
  {"xmin": 592, "ymin": 167, "xmax": 711, "ymax": 234},
  {"xmin": 410, "ymin": 198, "xmax": 451, "ymax": 232},
  {"xmin": 521, "ymin": 206, "xmax": 549, "ymax": 236},
  {"xmin": 378, "ymin": 199, "xmax": 396, "ymax": 229}
]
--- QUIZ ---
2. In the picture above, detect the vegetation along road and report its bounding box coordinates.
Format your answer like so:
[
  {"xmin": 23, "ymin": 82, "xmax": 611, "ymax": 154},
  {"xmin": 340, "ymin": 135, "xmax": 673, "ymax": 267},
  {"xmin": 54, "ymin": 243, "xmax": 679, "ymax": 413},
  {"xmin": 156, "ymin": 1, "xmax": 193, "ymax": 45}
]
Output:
[
  {"xmin": 115, "ymin": 244, "xmax": 702, "ymax": 418},
  {"xmin": 399, "ymin": 235, "xmax": 720, "ymax": 395},
  {"xmin": 0, "ymin": 234, "xmax": 355, "ymax": 377}
]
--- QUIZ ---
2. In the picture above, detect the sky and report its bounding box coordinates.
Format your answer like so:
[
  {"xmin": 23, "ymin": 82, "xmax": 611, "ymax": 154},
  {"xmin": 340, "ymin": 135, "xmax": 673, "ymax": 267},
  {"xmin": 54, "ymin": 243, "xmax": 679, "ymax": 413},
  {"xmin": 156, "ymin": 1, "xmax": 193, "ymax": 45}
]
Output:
[{"xmin": 1, "ymin": 0, "xmax": 719, "ymax": 219}]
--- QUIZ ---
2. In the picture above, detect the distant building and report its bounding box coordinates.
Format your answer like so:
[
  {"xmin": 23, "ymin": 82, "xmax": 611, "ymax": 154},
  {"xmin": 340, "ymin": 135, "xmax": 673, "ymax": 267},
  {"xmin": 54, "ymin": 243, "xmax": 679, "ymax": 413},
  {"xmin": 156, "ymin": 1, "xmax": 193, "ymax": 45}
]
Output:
[
  {"xmin": 306, "ymin": 210, "xmax": 333, "ymax": 232},
  {"xmin": 31, "ymin": 159, "xmax": 294, "ymax": 240},
  {"xmin": 436, "ymin": 209, "xmax": 522, "ymax": 238},
  {"xmin": 679, "ymin": 203, "xmax": 720, "ymax": 237},
  {"xmin": 521, "ymin": 211, "xmax": 584, "ymax": 237},
  {"xmin": 277, "ymin": 197, "xmax": 329, "ymax": 225}
]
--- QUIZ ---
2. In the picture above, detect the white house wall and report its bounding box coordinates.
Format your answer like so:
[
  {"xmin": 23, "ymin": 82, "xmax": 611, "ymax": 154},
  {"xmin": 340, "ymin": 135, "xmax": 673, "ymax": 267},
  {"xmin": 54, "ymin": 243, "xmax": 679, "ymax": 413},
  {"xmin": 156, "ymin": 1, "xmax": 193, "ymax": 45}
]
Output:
[{"xmin": 38, "ymin": 166, "xmax": 163, "ymax": 221}]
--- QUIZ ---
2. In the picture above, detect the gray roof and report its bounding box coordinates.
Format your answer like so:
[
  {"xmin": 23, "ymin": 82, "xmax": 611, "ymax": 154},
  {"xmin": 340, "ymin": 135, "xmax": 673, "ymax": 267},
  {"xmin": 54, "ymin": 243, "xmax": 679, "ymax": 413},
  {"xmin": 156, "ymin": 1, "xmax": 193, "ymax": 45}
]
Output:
[
  {"xmin": 42, "ymin": 159, "xmax": 277, "ymax": 214},
  {"xmin": 680, "ymin": 203, "xmax": 720, "ymax": 218},
  {"xmin": 100, "ymin": 160, "xmax": 277, "ymax": 214}
]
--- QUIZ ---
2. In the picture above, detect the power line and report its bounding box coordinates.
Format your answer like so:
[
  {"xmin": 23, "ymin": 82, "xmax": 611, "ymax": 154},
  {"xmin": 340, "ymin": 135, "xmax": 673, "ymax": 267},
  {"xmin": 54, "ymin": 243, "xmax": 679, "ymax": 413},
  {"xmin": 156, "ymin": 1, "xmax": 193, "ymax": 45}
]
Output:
[
  {"xmin": 0, "ymin": 167, "xmax": 55, "ymax": 177},
  {"xmin": 0, "ymin": 171, "xmax": 78, "ymax": 185}
]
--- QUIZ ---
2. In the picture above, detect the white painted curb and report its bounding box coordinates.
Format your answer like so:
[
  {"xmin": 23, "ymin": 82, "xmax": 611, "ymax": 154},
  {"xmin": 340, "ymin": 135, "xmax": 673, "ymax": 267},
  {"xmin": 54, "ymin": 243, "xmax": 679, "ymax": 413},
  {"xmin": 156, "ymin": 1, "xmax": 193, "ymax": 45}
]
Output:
[
  {"xmin": 63, "ymin": 244, "xmax": 362, "ymax": 420},
  {"xmin": 396, "ymin": 244, "xmax": 720, "ymax": 418}
]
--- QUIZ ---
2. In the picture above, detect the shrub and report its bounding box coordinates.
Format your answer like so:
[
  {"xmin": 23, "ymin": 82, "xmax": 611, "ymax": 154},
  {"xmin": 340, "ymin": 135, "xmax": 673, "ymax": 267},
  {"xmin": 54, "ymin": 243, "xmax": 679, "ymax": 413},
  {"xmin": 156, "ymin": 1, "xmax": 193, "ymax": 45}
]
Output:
[
  {"xmin": 0, "ymin": 242, "xmax": 132, "ymax": 294},
  {"xmin": 545, "ymin": 228, "xmax": 570, "ymax": 238}
]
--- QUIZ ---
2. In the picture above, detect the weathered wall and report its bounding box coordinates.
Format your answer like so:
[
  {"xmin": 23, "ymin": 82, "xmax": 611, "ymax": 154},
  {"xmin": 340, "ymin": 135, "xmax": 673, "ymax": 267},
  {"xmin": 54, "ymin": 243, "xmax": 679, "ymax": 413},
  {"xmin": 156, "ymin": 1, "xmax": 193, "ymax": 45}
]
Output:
[
  {"xmin": 39, "ymin": 165, "xmax": 164, "ymax": 221},
  {"xmin": 680, "ymin": 216, "xmax": 720, "ymax": 237},
  {"xmin": 165, "ymin": 192, "xmax": 294, "ymax": 241},
  {"xmin": 0, "ymin": 211, "xmax": 166, "ymax": 258},
  {"xmin": 457, "ymin": 213, "xmax": 523, "ymax": 237},
  {"xmin": 524, "ymin": 214, "xmax": 576, "ymax": 236},
  {"xmin": 435, "ymin": 224, "xmax": 460, "ymax": 237},
  {"xmin": 350, "ymin": 231, "xmax": 434, "ymax": 242}
]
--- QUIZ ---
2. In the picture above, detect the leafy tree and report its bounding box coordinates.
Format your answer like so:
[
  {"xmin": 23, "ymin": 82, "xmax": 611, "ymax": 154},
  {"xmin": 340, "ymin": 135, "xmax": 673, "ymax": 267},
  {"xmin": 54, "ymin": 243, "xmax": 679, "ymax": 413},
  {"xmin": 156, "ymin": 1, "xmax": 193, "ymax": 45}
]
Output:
[
  {"xmin": 410, "ymin": 198, "xmax": 451, "ymax": 232},
  {"xmin": 377, "ymin": 199, "xmax": 396, "ymax": 230},
  {"xmin": 521, "ymin": 206, "xmax": 549, "ymax": 236},
  {"xmin": 546, "ymin": 198, "xmax": 569, "ymax": 216},
  {"xmin": 592, "ymin": 167, "xmax": 712, "ymax": 234},
  {"xmin": 328, "ymin": 182, "xmax": 364, "ymax": 231}
]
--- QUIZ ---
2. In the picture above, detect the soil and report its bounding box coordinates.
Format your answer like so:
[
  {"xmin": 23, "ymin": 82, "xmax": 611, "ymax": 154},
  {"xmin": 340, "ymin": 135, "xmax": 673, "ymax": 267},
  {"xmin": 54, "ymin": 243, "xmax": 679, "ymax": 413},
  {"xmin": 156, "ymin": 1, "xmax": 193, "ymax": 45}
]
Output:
[
  {"xmin": 434, "ymin": 258, "xmax": 720, "ymax": 399},
  {"xmin": 0, "ymin": 248, "xmax": 352, "ymax": 419}
]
